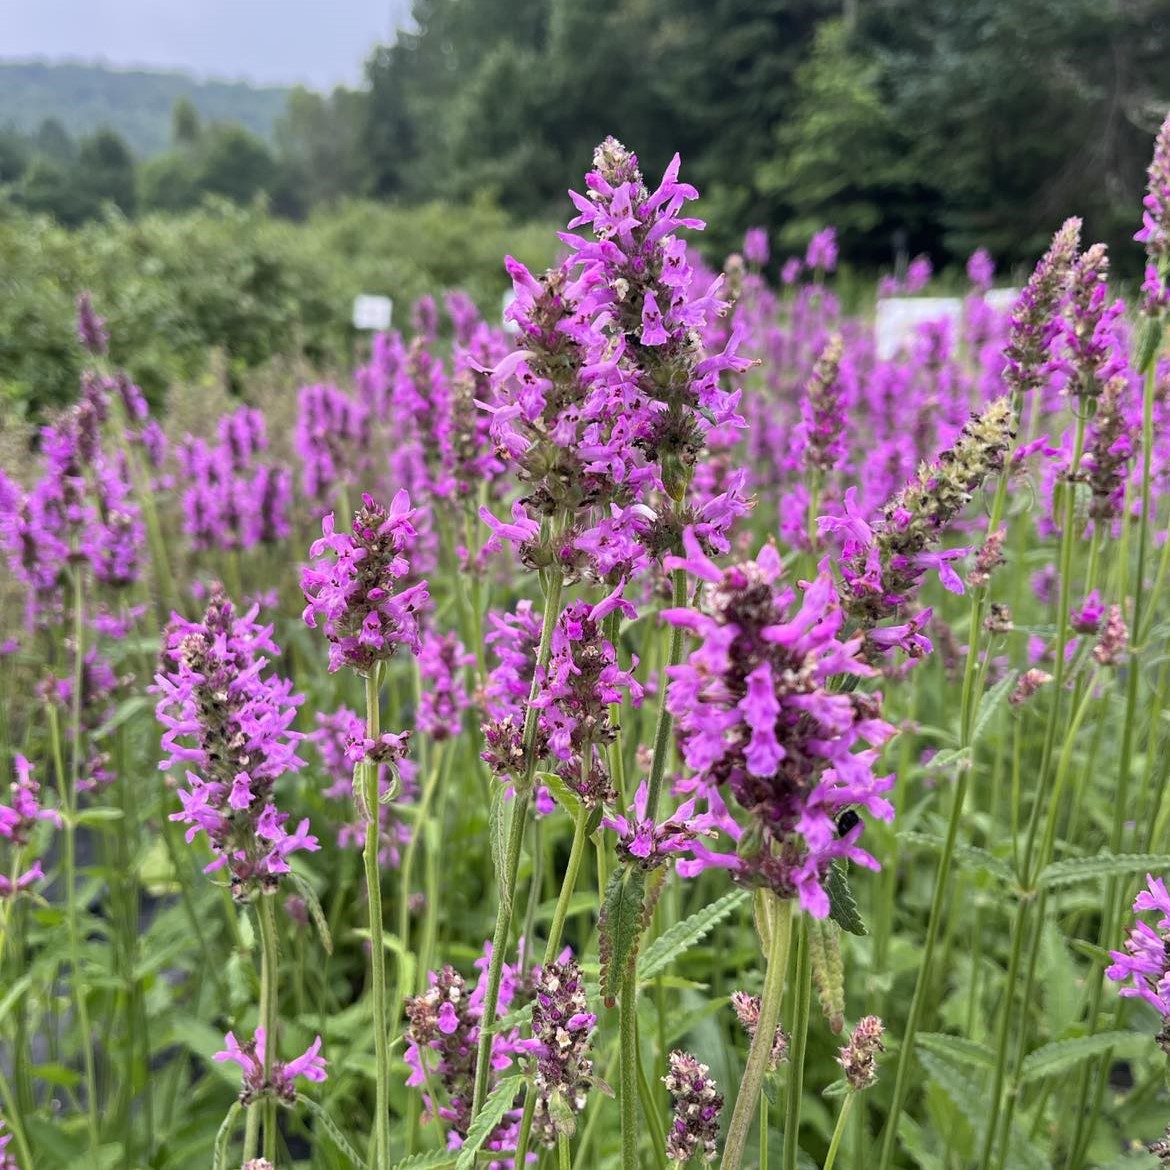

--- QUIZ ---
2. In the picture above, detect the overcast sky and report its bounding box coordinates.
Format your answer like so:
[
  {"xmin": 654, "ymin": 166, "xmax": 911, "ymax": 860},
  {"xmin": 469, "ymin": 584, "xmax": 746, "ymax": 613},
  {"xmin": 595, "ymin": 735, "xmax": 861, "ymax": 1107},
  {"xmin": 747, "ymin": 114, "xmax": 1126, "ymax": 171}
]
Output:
[{"xmin": 0, "ymin": 0, "xmax": 414, "ymax": 88}]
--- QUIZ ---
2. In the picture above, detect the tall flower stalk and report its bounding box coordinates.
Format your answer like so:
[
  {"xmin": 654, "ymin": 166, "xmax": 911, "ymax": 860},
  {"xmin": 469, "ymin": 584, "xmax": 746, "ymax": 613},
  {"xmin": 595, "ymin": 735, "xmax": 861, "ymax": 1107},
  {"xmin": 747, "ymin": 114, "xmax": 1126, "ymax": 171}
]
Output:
[{"xmin": 302, "ymin": 490, "xmax": 427, "ymax": 1169}]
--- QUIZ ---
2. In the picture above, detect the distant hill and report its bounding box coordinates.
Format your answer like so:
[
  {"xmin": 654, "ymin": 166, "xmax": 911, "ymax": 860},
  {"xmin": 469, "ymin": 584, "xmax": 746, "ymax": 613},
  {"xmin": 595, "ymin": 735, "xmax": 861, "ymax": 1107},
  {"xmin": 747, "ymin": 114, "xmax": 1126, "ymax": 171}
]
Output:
[{"xmin": 0, "ymin": 61, "xmax": 293, "ymax": 155}]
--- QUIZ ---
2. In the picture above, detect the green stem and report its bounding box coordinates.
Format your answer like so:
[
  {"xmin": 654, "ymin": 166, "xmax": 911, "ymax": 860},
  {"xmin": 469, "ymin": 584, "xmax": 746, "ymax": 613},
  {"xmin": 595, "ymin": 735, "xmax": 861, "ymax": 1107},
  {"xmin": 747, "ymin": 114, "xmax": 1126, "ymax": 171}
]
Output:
[
  {"xmin": 823, "ymin": 1094, "xmax": 856, "ymax": 1170},
  {"xmin": 513, "ymin": 801, "xmax": 593, "ymax": 1167},
  {"xmin": 469, "ymin": 571, "xmax": 564, "ymax": 1122},
  {"xmin": 62, "ymin": 568, "xmax": 100, "ymax": 1151},
  {"xmin": 620, "ymin": 964, "xmax": 641, "ymax": 1170},
  {"xmin": 782, "ymin": 917, "xmax": 811, "ymax": 1170},
  {"xmin": 559, "ymin": 1135, "xmax": 572, "ymax": 1170},
  {"xmin": 363, "ymin": 666, "xmax": 392, "ymax": 1170},
  {"xmin": 720, "ymin": 894, "xmax": 794, "ymax": 1170},
  {"xmin": 258, "ymin": 895, "xmax": 281, "ymax": 1163},
  {"xmin": 643, "ymin": 568, "xmax": 687, "ymax": 823}
]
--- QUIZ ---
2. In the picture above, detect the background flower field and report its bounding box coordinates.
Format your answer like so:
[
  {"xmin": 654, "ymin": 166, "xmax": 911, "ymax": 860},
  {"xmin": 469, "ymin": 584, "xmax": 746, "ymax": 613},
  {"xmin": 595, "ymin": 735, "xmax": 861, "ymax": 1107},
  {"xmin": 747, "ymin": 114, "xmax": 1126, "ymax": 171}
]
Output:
[{"xmin": 1, "ymin": 112, "xmax": 1170, "ymax": 1170}]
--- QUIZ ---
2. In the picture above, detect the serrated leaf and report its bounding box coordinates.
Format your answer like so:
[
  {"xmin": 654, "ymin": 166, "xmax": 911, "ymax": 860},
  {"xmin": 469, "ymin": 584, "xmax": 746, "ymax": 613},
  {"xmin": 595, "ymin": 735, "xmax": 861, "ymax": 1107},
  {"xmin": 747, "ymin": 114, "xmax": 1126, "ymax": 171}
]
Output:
[
  {"xmin": 536, "ymin": 770, "xmax": 582, "ymax": 819},
  {"xmin": 454, "ymin": 1074, "xmax": 525, "ymax": 1170},
  {"xmin": 1019, "ymin": 1031, "xmax": 1152, "ymax": 1084},
  {"xmin": 599, "ymin": 864, "xmax": 646, "ymax": 1002},
  {"xmin": 825, "ymin": 863, "xmax": 867, "ymax": 935},
  {"xmin": 390, "ymin": 1151, "xmax": 459, "ymax": 1170},
  {"xmin": 639, "ymin": 888, "xmax": 750, "ymax": 983},
  {"xmin": 1037, "ymin": 853, "xmax": 1170, "ymax": 890},
  {"xmin": 296, "ymin": 1093, "xmax": 367, "ymax": 1168},
  {"xmin": 917, "ymin": 1032, "xmax": 997, "ymax": 1072},
  {"xmin": 901, "ymin": 832, "xmax": 1015, "ymax": 885},
  {"xmin": 972, "ymin": 669, "xmax": 1018, "ymax": 744}
]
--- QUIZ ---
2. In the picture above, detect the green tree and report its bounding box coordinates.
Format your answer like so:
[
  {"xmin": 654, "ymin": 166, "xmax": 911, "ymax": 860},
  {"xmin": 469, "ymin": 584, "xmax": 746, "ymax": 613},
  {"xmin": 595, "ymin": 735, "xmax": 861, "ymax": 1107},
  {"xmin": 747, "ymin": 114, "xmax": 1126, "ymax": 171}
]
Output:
[{"xmin": 755, "ymin": 19, "xmax": 929, "ymax": 263}]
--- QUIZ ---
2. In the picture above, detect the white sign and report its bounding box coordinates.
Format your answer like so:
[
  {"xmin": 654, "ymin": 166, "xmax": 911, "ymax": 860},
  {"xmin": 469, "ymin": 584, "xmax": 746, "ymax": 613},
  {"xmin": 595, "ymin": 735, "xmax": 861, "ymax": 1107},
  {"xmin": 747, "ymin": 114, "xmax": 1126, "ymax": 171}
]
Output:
[
  {"xmin": 984, "ymin": 287, "xmax": 1021, "ymax": 312},
  {"xmin": 875, "ymin": 296, "xmax": 962, "ymax": 360},
  {"xmin": 352, "ymin": 294, "xmax": 393, "ymax": 331},
  {"xmin": 502, "ymin": 289, "xmax": 519, "ymax": 335}
]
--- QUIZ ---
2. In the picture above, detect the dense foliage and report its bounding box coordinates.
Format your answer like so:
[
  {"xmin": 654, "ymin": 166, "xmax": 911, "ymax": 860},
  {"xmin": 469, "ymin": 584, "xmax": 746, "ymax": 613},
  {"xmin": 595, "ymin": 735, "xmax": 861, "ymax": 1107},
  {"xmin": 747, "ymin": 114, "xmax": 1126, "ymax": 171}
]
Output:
[
  {"xmin": 0, "ymin": 199, "xmax": 556, "ymax": 416},
  {"xmin": 1, "ymin": 118, "xmax": 1170, "ymax": 1170},
  {"xmin": 3, "ymin": 0, "xmax": 1168, "ymax": 268}
]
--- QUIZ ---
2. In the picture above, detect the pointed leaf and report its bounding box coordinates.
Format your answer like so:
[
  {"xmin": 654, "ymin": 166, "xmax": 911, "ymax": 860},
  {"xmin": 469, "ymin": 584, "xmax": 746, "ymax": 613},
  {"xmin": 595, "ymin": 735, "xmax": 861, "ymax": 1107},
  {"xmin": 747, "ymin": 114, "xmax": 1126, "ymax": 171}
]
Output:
[
  {"xmin": 1019, "ymin": 1031, "xmax": 1152, "ymax": 1085},
  {"xmin": 826, "ymin": 862, "xmax": 867, "ymax": 935},
  {"xmin": 639, "ymin": 888, "xmax": 750, "ymax": 982},
  {"xmin": 455, "ymin": 1074, "xmax": 525, "ymax": 1170},
  {"xmin": 1037, "ymin": 853, "xmax": 1170, "ymax": 890},
  {"xmin": 599, "ymin": 864, "xmax": 646, "ymax": 1003}
]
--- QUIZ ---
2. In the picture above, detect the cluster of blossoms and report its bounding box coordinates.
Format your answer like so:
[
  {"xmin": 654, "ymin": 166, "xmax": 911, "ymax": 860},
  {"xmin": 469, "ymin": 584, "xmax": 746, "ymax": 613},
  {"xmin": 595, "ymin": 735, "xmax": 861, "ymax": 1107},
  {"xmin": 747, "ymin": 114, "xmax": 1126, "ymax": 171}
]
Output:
[
  {"xmin": 662, "ymin": 1050, "xmax": 723, "ymax": 1165},
  {"xmin": 0, "ymin": 1115, "xmax": 17, "ymax": 1170},
  {"xmin": 0, "ymin": 370, "xmax": 147, "ymax": 627},
  {"xmin": 796, "ymin": 333, "xmax": 847, "ymax": 476},
  {"xmin": 302, "ymin": 490, "xmax": 429, "ymax": 675},
  {"xmin": 155, "ymin": 590, "xmax": 317, "ymax": 894},
  {"xmin": 404, "ymin": 945, "xmax": 534, "ymax": 1157},
  {"xmin": 294, "ymin": 382, "xmax": 372, "ymax": 503},
  {"xmin": 313, "ymin": 708, "xmax": 416, "ymax": 867},
  {"xmin": 417, "ymin": 630, "xmax": 474, "ymax": 741},
  {"xmin": 213, "ymin": 1028, "xmax": 327, "ymax": 1105},
  {"xmin": 662, "ymin": 532, "xmax": 896, "ymax": 916},
  {"xmin": 1136, "ymin": 112, "xmax": 1170, "ymax": 315},
  {"xmin": 481, "ymin": 587, "xmax": 642, "ymax": 812},
  {"xmin": 529, "ymin": 958, "xmax": 596, "ymax": 1145},
  {"xmin": 529, "ymin": 587, "xmax": 642, "ymax": 804},
  {"xmin": 480, "ymin": 137, "xmax": 751, "ymax": 581},
  {"xmin": 837, "ymin": 1015, "xmax": 885, "ymax": 1091},
  {"xmin": 43, "ymin": 646, "xmax": 122, "ymax": 791},
  {"xmin": 730, "ymin": 990, "xmax": 788, "ymax": 1069},
  {"xmin": 1108, "ymin": 875, "xmax": 1170, "ymax": 1054},
  {"xmin": 178, "ymin": 407, "xmax": 290, "ymax": 553},
  {"xmin": 0, "ymin": 757, "xmax": 60, "ymax": 898},
  {"xmin": 823, "ymin": 396, "xmax": 1014, "ymax": 644}
]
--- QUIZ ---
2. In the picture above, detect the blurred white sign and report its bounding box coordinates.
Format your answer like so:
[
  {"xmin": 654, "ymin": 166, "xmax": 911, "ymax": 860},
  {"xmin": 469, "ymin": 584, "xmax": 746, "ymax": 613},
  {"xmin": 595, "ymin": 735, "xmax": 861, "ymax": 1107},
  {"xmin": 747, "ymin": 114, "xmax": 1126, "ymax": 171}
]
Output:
[
  {"xmin": 984, "ymin": 287, "xmax": 1021, "ymax": 312},
  {"xmin": 502, "ymin": 289, "xmax": 519, "ymax": 335},
  {"xmin": 352, "ymin": 294, "xmax": 393, "ymax": 331},
  {"xmin": 875, "ymin": 297, "xmax": 962, "ymax": 360}
]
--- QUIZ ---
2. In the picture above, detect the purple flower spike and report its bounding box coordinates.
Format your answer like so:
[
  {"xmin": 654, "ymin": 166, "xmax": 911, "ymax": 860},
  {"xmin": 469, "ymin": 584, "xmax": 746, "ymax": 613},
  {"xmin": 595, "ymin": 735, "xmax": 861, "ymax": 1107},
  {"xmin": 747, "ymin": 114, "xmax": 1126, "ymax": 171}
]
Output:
[
  {"xmin": 155, "ymin": 590, "xmax": 317, "ymax": 895},
  {"xmin": 302, "ymin": 490, "xmax": 430, "ymax": 675},
  {"xmin": 662, "ymin": 530, "xmax": 895, "ymax": 917}
]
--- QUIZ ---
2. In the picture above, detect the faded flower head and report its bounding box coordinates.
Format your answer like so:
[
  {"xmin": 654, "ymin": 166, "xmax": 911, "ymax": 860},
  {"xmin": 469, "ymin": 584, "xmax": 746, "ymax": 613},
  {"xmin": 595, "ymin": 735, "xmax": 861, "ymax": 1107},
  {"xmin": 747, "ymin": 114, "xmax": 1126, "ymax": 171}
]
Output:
[
  {"xmin": 663, "ymin": 1049, "xmax": 723, "ymax": 1164},
  {"xmin": 730, "ymin": 990, "xmax": 788, "ymax": 1070},
  {"xmin": 530, "ymin": 958, "xmax": 596, "ymax": 1145},
  {"xmin": 838, "ymin": 1015, "xmax": 885, "ymax": 1091}
]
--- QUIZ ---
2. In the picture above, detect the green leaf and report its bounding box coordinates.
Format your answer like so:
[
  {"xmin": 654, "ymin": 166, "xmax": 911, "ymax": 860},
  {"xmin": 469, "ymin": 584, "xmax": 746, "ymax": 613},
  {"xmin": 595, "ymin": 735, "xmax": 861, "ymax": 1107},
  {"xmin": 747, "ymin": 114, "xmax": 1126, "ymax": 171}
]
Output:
[
  {"xmin": 972, "ymin": 669, "xmax": 1018, "ymax": 744},
  {"xmin": 290, "ymin": 871, "xmax": 333, "ymax": 955},
  {"xmin": 639, "ymin": 888, "xmax": 750, "ymax": 982},
  {"xmin": 598, "ymin": 864, "xmax": 647, "ymax": 1002},
  {"xmin": 1037, "ymin": 853, "xmax": 1170, "ymax": 890},
  {"xmin": 296, "ymin": 1093, "xmax": 367, "ymax": 1169},
  {"xmin": 454, "ymin": 1074, "xmax": 525, "ymax": 1170},
  {"xmin": 0, "ymin": 972, "xmax": 34, "ymax": 1027},
  {"xmin": 900, "ymin": 832, "xmax": 1014, "ymax": 886},
  {"xmin": 390, "ymin": 1151, "xmax": 459, "ymax": 1170},
  {"xmin": 536, "ymin": 770, "xmax": 582, "ymax": 820},
  {"xmin": 74, "ymin": 807, "xmax": 125, "ymax": 827},
  {"xmin": 213, "ymin": 1101, "xmax": 243, "ymax": 1170},
  {"xmin": 1018, "ymin": 1031, "xmax": 1153, "ymax": 1085},
  {"xmin": 825, "ymin": 863, "xmax": 867, "ymax": 935},
  {"xmin": 916, "ymin": 1032, "xmax": 997, "ymax": 1073}
]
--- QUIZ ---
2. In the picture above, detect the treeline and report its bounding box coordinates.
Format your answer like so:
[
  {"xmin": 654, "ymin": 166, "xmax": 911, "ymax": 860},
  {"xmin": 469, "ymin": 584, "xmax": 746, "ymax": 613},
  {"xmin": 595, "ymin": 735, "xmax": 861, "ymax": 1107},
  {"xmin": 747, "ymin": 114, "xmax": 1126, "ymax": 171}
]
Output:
[{"xmin": 3, "ymin": 0, "xmax": 1168, "ymax": 268}]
